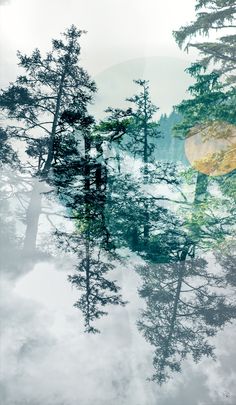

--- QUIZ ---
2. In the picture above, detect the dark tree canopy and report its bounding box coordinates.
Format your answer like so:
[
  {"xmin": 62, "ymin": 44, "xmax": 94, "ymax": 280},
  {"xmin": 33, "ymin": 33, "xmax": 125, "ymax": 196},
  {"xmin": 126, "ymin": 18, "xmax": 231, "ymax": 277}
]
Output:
[{"xmin": 0, "ymin": 25, "xmax": 96, "ymax": 179}]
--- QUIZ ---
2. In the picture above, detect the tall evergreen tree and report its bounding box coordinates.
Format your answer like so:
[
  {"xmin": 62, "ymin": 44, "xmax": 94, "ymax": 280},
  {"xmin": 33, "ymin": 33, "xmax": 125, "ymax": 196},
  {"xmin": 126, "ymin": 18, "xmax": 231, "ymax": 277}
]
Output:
[
  {"xmin": 98, "ymin": 79, "xmax": 160, "ymax": 165},
  {"xmin": 0, "ymin": 26, "xmax": 96, "ymax": 254},
  {"xmin": 125, "ymin": 79, "xmax": 160, "ymax": 164},
  {"xmin": 136, "ymin": 168, "xmax": 236, "ymax": 383},
  {"xmin": 174, "ymin": 62, "xmax": 236, "ymax": 200},
  {"xmin": 174, "ymin": 63, "xmax": 235, "ymax": 137},
  {"xmin": 173, "ymin": 0, "xmax": 236, "ymax": 83}
]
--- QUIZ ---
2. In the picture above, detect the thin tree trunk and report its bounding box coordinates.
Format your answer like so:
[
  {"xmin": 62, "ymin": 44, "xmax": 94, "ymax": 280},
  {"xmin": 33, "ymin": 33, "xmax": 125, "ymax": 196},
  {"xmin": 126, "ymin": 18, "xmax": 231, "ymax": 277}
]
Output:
[
  {"xmin": 115, "ymin": 148, "xmax": 121, "ymax": 174},
  {"xmin": 194, "ymin": 172, "xmax": 208, "ymax": 204},
  {"xmin": 85, "ymin": 236, "xmax": 91, "ymax": 328},
  {"xmin": 23, "ymin": 62, "xmax": 70, "ymax": 253},
  {"xmin": 42, "ymin": 67, "xmax": 67, "ymax": 176},
  {"xmin": 22, "ymin": 179, "xmax": 43, "ymax": 255},
  {"xmin": 161, "ymin": 251, "xmax": 187, "ymax": 368},
  {"xmin": 131, "ymin": 227, "xmax": 139, "ymax": 251},
  {"xmin": 22, "ymin": 63, "xmax": 69, "ymax": 254},
  {"xmin": 143, "ymin": 88, "xmax": 150, "ymax": 246},
  {"xmin": 143, "ymin": 88, "xmax": 148, "ymax": 166}
]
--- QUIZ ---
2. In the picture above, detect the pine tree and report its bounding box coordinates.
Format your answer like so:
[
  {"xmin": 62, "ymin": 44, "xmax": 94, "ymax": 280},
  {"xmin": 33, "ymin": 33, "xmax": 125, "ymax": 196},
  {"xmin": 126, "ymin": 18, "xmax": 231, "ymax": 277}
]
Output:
[
  {"xmin": 0, "ymin": 127, "xmax": 18, "ymax": 167},
  {"xmin": 173, "ymin": 0, "xmax": 236, "ymax": 83},
  {"xmin": 125, "ymin": 79, "xmax": 160, "ymax": 164},
  {"xmin": 98, "ymin": 79, "xmax": 160, "ymax": 166},
  {"xmin": 0, "ymin": 25, "xmax": 96, "ymax": 254},
  {"xmin": 174, "ymin": 62, "xmax": 236, "ymax": 199},
  {"xmin": 174, "ymin": 63, "xmax": 235, "ymax": 138},
  {"xmin": 136, "ymin": 169, "xmax": 236, "ymax": 383}
]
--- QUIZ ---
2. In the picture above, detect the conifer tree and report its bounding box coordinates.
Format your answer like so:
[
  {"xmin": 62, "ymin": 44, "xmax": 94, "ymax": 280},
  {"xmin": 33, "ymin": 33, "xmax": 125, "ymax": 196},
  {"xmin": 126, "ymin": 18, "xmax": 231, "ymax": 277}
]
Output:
[
  {"xmin": 98, "ymin": 79, "xmax": 160, "ymax": 165},
  {"xmin": 0, "ymin": 26, "xmax": 96, "ymax": 253},
  {"xmin": 173, "ymin": 0, "xmax": 236, "ymax": 83}
]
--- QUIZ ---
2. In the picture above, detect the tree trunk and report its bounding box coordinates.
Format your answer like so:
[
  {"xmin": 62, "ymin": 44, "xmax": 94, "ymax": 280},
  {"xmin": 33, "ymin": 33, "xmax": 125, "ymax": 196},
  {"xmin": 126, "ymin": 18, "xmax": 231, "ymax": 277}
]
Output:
[
  {"xmin": 42, "ymin": 76, "xmax": 66, "ymax": 175},
  {"xmin": 85, "ymin": 237, "xmax": 91, "ymax": 329},
  {"xmin": 143, "ymin": 90, "xmax": 150, "ymax": 246},
  {"xmin": 194, "ymin": 172, "xmax": 208, "ymax": 204},
  {"xmin": 131, "ymin": 227, "xmax": 139, "ymax": 251},
  {"xmin": 143, "ymin": 211, "xmax": 150, "ymax": 248},
  {"xmin": 161, "ymin": 256, "xmax": 186, "ymax": 368},
  {"xmin": 143, "ymin": 87, "xmax": 148, "ymax": 165},
  {"xmin": 22, "ymin": 179, "xmax": 44, "ymax": 255}
]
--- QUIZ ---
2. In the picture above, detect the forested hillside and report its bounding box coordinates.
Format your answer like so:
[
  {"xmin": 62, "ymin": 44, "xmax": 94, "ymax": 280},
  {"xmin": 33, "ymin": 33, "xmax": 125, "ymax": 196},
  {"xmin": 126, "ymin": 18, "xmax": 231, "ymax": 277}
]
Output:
[{"xmin": 155, "ymin": 111, "xmax": 188, "ymax": 164}]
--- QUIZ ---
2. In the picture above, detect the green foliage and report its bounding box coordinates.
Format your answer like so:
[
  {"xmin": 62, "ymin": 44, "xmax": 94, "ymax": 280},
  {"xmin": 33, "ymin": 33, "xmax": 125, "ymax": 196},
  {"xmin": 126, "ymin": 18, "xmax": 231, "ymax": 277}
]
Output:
[
  {"xmin": 69, "ymin": 249, "xmax": 126, "ymax": 334},
  {"xmin": 99, "ymin": 79, "xmax": 160, "ymax": 163},
  {"xmin": 174, "ymin": 63, "xmax": 235, "ymax": 138},
  {"xmin": 173, "ymin": 0, "xmax": 236, "ymax": 83},
  {"xmin": 137, "ymin": 255, "xmax": 236, "ymax": 384},
  {"xmin": 136, "ymin": 186, "xmax": 236, "ymax": 383},
  {"xmin": 156, "ymin": 111, "xmax": 188, "ymax": 164},
  {"xmin": 0, "ymin": 25, "xmax": 96, "ymax": 178},
  {"xmin": 0, "ymin": 127, "xmax": 19, "ymax": 167}
]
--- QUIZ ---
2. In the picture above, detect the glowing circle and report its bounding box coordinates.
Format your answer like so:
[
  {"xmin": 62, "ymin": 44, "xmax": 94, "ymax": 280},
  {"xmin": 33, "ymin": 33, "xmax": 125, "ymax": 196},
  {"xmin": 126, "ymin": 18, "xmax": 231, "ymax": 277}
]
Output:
[{"xmin": 185, "ymin": 121, "xmax": 236, "ymax": 176}]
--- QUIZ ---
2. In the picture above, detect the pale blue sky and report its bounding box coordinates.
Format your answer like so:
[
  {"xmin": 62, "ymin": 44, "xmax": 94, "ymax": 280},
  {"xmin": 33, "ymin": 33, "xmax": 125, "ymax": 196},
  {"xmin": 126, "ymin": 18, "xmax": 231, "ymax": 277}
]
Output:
[{"xmin": 0, "ymin": 0, "xmax": 196, "ymax": 81}]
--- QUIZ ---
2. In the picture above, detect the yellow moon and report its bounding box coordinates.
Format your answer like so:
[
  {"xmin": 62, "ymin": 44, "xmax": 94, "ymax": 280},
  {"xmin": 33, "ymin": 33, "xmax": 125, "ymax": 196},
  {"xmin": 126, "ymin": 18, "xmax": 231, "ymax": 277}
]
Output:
[{"xmin": 185, "ymin": 121, "xmax": 236, "ymax": 176}]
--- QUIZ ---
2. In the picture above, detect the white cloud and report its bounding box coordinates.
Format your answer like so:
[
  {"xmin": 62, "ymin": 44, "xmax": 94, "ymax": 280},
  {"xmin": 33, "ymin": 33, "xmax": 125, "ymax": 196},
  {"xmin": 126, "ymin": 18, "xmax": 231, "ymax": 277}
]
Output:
[{"xmin": 1, "ymin": 259, "xmax": 236, "ymax": 405}]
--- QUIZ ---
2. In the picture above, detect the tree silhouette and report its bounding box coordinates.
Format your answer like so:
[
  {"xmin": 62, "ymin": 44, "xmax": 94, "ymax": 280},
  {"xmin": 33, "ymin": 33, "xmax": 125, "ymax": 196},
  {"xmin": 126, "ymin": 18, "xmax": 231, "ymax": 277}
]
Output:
[
  {"xmin": 0, "ymin": 25, "xmax": 96, "ymax": 254},
  {"xmin": 173, "ymin": 0, "xmax": 236, "ymax": 83},
  {"xmin": 174, "ymin": 62, "xmax": 236, "ymax": 203},
  {"xmin": 135, "ymin": 168, "xmax": 236, "ymax": 384},
  {"xmin": 51, "ymin": 115, "xmax": 127, "ymax": 333},
  {"xmin": 98, "ymin": 79, "xmax": 160, "ymax": 165},
  {"xmin": 68, "ymin": 241, "xmax": 126, "ymax": 334},
  {"xmin": 56, "ymin": 216, "xmax": 126, "ymax": 333},
  {"xmin": 137, "ymin": 253, "xmax": 236, "ymax": 384}
]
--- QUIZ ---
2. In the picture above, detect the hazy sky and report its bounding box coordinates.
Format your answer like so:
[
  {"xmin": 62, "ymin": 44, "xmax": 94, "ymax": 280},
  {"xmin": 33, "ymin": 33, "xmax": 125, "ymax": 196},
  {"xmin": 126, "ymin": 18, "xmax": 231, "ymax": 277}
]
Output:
[{"xmin": 0, "ymin": 0, "xmax": 196, "ymax": 83}]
